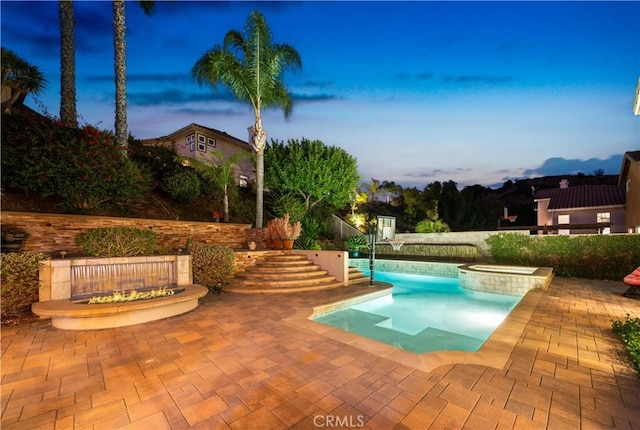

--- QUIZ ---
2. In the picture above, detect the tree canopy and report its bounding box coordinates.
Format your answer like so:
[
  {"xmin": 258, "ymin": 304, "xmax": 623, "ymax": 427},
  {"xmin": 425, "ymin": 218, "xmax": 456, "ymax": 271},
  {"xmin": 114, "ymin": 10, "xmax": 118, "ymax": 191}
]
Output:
[
  {"xmin": 265, "ymin": 138, "xmax": 360, "ymax": 212},
  {"xmin": 192, "ymin": 10, "xmax": 302, "ymax": 227},
  {"xmin": 1, "ymin": 48, "xmax": 46, "ymax": 114}
]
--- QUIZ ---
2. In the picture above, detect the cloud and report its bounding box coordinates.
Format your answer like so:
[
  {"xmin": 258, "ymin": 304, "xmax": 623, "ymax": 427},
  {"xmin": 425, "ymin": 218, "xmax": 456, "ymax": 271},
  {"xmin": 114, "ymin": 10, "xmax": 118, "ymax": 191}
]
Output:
[
  {"xmin": 441, "ymin": 74, "xmax": 513, "ymax": 84},
  {"xmin": 522, "ymin": 155, "xmax": 623, "ymax": 176},
  {"xmin": 395, "ymin": 72, "xmax": 434, "ymax": 81},
  {"xmin": 173, "ymin": 107, "xmax": 247, "ymax": 117},
  {"xmin": 128, "ymin": 89, "xmax": 231, "ymax": 106},
  {"xmin": 292, "ymin": 93, "xmax": 341, "ymax": 102}
]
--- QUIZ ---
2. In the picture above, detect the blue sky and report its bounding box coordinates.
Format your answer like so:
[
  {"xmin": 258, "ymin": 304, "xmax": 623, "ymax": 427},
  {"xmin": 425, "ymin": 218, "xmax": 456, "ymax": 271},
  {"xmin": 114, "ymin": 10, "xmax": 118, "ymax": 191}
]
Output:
[{"xmin": 2, "ymin": 1, "xmax": 639, "ymax": 188}]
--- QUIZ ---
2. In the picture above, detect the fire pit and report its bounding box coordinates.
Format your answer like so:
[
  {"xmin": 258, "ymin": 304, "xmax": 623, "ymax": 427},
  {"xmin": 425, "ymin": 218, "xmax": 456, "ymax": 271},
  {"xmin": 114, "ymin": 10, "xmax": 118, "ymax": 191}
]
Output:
[{"xmin": 33, "ymin": 255, "xmax": 208, "ymax": 330}]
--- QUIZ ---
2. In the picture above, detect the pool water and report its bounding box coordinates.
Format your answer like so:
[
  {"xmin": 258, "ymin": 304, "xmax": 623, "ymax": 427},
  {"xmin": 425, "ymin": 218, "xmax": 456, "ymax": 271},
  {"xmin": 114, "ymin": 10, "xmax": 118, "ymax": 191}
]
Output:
[{"xmin": 313, "ymin": 271, "xmax": 522, "ymax": 354}]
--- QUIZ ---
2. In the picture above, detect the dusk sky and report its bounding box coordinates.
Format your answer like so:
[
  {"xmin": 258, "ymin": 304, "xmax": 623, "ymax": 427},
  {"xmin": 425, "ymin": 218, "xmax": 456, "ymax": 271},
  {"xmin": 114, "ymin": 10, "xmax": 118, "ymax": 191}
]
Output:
[{"xmin": 2, "ymin": 1, "xmax": 639, "ymax": 189}]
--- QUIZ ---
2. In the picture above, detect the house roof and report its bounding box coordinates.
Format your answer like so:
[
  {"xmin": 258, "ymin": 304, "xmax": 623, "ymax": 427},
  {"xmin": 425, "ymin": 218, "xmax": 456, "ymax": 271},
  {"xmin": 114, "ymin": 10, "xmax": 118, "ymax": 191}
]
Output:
[
  {"xmin": 143, "ymin": 123, "xmax": 251, "ymax": 150},
  {"xmin": 534, "ymin": 185, "xmax": 626, "ymax": 210},
  {"xmin": 619, "ymin": 150, "xmax": 640, "ymax": 185}
]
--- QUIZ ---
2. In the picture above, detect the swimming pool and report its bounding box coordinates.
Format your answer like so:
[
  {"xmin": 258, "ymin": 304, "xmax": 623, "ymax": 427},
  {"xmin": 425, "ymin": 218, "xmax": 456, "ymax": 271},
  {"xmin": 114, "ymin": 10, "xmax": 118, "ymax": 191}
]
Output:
[{"xmin": 313, "ymin": 271, "xmax": 522, "ymax": 354}]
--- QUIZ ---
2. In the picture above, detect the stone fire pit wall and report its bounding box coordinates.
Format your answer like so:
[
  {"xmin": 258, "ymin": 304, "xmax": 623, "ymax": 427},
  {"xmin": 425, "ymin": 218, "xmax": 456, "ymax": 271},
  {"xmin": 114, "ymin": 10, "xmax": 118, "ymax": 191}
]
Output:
[{"xmin": 39, "ymin": 255, "xmax": 192, "ymax": 302}]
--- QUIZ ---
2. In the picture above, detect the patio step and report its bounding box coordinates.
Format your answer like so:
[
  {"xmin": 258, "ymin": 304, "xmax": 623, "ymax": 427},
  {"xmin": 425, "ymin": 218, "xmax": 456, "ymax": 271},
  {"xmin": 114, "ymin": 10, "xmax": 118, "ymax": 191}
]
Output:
[
  {"xmin": 349, "ymin": 267, "xmax": 369, "ymax": 285},
  {"xmin": 227, "ymin": 253, "xmax": 346, "ymax": 294}
]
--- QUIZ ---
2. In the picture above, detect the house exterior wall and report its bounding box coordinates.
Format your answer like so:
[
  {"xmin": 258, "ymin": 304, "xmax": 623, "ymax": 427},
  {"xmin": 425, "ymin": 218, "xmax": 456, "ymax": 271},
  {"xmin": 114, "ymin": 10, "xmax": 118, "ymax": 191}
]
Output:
[
  {"xmin": 536, "ymin": 199, "xmax": 552, "ymax": 227},
  {"xmin": 142, "ymin": 125, "xmax": 255, "ymax": 186},
  {"xmin": 543, "ymin": 206, "xmax": 626, "ymax": 234},
  {"xmin": 624, "ymin": 162, "xmax": 640, "ymax": 233}
]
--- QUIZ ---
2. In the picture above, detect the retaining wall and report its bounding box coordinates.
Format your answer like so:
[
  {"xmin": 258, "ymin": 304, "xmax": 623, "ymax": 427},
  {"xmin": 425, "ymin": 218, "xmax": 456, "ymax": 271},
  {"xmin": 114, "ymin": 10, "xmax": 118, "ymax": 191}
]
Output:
[
  {"xmin": 395, "ymin": 230, "xmax": 531, "ymax": 255},
  {"xmin": 1, "ymin": 211, "xmax": 265, "ymax": 254}
]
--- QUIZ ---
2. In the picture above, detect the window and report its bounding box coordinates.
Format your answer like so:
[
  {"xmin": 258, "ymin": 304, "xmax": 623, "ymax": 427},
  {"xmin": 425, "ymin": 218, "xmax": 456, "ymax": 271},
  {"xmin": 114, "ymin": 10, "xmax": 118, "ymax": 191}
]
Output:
[
  {"xmin": 197, "ymin": 142, "xmax": 206, "ymax": 152},
  {"xmin": 186, "ymin": 134, "xmax": 195, "ymax": 151},
  {"xmin": 208, "ymin": 138, "xmax": 216, "ymax": 147},
  {"xmin": 597, "ymin": 212, "xmax": 611, "ymax": 234},
  {"xmin": 239, "ymin": 175, "xmax": 249, "ymax": 187},
  {"xmin": 197, "ymin": 134, "xmax": 206, "ymax": 144},
  {"xmin": 557, "ymin": 214, "xmax": 570, "ymax": 235}
]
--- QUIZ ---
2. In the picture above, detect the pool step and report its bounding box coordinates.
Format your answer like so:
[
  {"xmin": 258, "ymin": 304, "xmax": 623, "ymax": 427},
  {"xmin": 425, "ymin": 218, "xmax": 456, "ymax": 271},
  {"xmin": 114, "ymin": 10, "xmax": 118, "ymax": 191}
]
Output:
[{"xmin": 227, "ymin": 253, "xmax": 346, "ymax": 294}]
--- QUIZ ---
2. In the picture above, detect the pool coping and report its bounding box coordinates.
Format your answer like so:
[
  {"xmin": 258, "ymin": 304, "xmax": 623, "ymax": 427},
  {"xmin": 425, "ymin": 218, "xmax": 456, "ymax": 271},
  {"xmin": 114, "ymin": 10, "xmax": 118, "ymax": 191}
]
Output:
[{"xmin": 284, "ymin": 282, "xmax": 543, "ymax": 373}]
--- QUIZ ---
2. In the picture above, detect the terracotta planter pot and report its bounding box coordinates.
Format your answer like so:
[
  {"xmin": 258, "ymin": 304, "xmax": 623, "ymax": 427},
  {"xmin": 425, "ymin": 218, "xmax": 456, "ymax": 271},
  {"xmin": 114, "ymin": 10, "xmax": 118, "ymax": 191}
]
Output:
[
  {"xmin": 282, "ymin": 239, "xmax": 294, "ymax": 251},
  {"xmin": 265, "ymin": 239, "xmax": 273, "ymax": 249},
  {"xmin": 272, "ymin": 239, "xmax": 283, "ymax": 250}
]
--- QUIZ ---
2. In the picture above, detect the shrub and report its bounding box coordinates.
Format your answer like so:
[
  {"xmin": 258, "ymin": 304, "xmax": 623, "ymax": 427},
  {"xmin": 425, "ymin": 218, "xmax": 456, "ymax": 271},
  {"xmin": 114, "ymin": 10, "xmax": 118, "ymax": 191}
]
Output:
[
  {"xmin": 344, "ymin": 235, "xmax": 367, "ymax": 251},
  {"xmin": 163, "ymin": 169, "xmax": 201, "ymax": 203},
  {"xmin": 189, "ymin": 242, "xmax": 235, "ymax": 294},
  {"xmin": 1, "ymin": 252, "xmax": 49, "ymax": 319},
  {"xmin": 486, "ymin": 233, "xmax": 640, "ymax": 279},
  {"xmin": 612, "ymin": 315, "xmax": 640, "ymax": 376},
  {"xmin": 270, "ymin": 214, "xmax": 302, "ymax": 240},
  {"xmin": 295, "ymin": 236, "xmax": 321, "ymax": 250},
  {"xmin": 129, "ymin": 139, "xmax": 179, "ymax": 185},
  {"xmin": 416, "ymin": 219, "xmax": 450, "ymax": 233},
  {"xmin": 75, "ymin": 227, "xmax": 157, "ymax": 257},
  {"xmin": 270, "ymin": 192, "xmax": 305, "ymax": 223},
  {"xmin": 1, "ymin": 111, "xmax": 148, "ymax": 211}
]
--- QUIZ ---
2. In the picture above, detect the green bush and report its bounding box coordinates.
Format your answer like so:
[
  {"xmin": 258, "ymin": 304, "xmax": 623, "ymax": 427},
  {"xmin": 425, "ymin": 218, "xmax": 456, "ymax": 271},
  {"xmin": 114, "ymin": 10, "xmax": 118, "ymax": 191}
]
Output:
[
  {"xmin": 295, "ymin": 236, "xmax": 322, "ymax": 250},
  {"xmin": 344, "ymin": 235, "xmax": 367, "ymax": 250},
  {"xmin": 163, "ymin": 169, "xmax": 201, "ymax": 204},
  {"xmin": 416, "ymin": 219, "xmax": 450, "ymax": 233},
  {"xmin": 75, "ymin": 227, "xmax": 157, "ymax": 257},
  {"xmin": 129, "ymin": 139, "xmax": 179, "ymax": 187},
  {"xmin": 1, "ymin": 252, "xmax": 49, "ymax": 319},
  {"xmin": 612, "ymin": 315, "xmax": 640, "ymax": 376},
  {"xmin": 486, "ymin": 233, "xmax": 640, "ymax": 279},
  {"xmin": 1, "ymin": 111, "xmax": 148, "ymax": 211},
  {"xmin": 189, "ymin": 243, "xmax": 235, "ymax": 294}
]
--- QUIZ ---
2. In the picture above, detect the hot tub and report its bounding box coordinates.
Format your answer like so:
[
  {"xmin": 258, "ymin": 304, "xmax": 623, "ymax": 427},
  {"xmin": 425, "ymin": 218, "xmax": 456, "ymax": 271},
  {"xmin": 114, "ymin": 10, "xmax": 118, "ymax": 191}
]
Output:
[{"xmin": 458, "ymin": 264, "xmax": 553, "ymax": 296}]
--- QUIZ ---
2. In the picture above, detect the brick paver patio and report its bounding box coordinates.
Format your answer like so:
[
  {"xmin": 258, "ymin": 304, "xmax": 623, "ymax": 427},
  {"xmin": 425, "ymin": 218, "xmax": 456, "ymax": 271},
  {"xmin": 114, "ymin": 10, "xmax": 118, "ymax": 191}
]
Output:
[{"xmin": 2, "ymin": 277, "xmax": 639, "ymax": 429}]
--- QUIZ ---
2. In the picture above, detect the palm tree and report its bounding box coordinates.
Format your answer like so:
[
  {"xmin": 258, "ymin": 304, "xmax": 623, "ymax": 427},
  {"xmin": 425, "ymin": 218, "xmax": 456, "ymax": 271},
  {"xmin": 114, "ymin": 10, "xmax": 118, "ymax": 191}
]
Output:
[
  {"xmin": 113, "ymin": 0, "xmax": 156, "ymax": 151},
  {"xmin": 380, "ymin": 180, "xmax": 402, "ymax": 204},
  {"xmin": 363, "ymin": 178, "xmax": 381, "ymax": 202},
  {"xmin": 177, "ymin": 151, "xmax": 254, "ymax": 222},
  {"xmin": 59, "ymin": 0, "xmax": 77, "ymax": 126},
  {"xmin": 1, "ymin": 48, "xmax": 47, "ymax": 114},
  {"xmin": 192, "ymin": 11, "xmax": 302, "ymax": 228}
]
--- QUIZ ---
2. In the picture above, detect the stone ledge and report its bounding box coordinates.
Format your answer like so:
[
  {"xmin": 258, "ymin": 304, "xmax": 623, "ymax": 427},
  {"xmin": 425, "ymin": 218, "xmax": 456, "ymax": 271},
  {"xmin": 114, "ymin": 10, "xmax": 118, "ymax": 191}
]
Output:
[{"xmin": 32, "ymin": 284, "xmax": 208, "ymax": 330}]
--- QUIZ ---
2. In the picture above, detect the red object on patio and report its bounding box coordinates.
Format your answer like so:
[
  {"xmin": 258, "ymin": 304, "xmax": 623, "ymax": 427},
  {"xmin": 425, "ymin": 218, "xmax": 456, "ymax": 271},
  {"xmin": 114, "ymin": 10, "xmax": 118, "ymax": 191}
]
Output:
[
  {"xmin": 622, "ymin": 266, "xmax": 640, "ymax": 299},
  {"xmin": 624, "ymin": 267, "xmax": 640, "ymax": 286}
]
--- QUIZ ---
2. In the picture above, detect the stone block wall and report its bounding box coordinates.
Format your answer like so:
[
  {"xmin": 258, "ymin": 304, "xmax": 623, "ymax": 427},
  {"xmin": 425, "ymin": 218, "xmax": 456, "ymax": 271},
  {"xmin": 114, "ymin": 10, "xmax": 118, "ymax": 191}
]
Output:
[
  {"xmin": 395, "ymin": 230, "xmax": 531, "ymax": 255},
  {"xmin": 1, "ymin": 211, "xmax": 266, "ymax": 254}
]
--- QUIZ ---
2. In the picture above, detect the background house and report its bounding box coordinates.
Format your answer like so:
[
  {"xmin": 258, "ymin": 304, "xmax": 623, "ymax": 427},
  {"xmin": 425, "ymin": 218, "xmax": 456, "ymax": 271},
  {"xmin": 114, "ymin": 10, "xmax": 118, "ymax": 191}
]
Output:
[
  {"xmin": 534, "ymin": 179, "xmax": 626, "ymax": 234},
  {"xmin": 619, "ymin": 150, "xmax": 640, "ymax": 233},
  {"xmin": 141, "ymin": 123, "xmax": 255, "ymax": 186}
]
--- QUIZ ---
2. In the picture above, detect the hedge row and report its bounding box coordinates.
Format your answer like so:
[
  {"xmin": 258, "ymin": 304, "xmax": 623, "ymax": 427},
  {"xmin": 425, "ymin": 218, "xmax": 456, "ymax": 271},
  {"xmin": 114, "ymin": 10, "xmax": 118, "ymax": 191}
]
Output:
[{"xmin": 486, "ymin": 233, "xmax": 640, "ymax": 280}]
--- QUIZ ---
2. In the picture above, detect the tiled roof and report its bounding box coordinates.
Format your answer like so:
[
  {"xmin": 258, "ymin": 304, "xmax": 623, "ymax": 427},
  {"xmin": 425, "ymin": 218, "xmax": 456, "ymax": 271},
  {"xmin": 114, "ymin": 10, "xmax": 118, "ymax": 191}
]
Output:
[
  {"xmin": 534, "ymin": 185, "xmax": 626, "ymax": 210},
  {"xmin": 625, "ymin": 150, "xmax": 640, "ymax": 162}
]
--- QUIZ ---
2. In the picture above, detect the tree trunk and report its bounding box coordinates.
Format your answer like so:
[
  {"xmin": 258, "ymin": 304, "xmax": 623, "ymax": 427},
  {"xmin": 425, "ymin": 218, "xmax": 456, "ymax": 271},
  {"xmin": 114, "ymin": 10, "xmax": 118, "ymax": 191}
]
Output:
[
  {"xmin": 223, "ymin": 184, "xmax": 230, "ymax": 223},
  {"xmin": 113, "ymin": 0, "xmax": 127, "ymax": 153},
  {"xmin": 251, "ymin": 119, "xmax": 267, "ymax": 228},
  {"xmin": 59, "ymin": 0, "xmax": 77, "ymax": 127},
  {"xmin": 255, "ymin": 147, "xmax": 264, "ymax": 228}
]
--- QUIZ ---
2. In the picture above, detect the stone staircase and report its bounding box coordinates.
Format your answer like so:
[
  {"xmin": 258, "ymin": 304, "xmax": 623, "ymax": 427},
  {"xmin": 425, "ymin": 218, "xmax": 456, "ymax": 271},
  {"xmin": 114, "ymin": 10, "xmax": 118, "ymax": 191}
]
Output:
[{"xmin": 227, "ymin": 253, "xmax": 368, "ymax": 294}]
